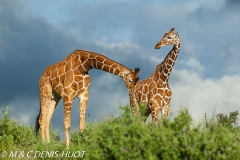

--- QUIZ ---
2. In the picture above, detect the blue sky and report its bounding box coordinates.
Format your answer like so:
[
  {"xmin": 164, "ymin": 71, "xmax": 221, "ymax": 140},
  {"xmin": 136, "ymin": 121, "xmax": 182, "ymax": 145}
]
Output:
[{"xmin": 0, "ymin": 0, "xmax": 240, "ymax": 133}]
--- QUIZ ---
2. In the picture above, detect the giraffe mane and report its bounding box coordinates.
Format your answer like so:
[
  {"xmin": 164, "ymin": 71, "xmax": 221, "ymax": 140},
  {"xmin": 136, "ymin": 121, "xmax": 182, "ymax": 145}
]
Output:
[
  {"xmin": 133, "ymin": 67, "xmax": 140, "ymax": 84},
  {"xmin": 79, "ymin": 50, "xmax": 132, "ymax": 71}
]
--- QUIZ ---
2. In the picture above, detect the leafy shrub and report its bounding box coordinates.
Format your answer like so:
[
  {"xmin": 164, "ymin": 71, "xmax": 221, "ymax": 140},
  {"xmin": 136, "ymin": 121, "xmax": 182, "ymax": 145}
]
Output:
[
  {"xmin": 0, "ymin": 106, "xmax": 38, "ymax": 151},
  {"xmin": 71, "ymin": 106, "xmax": 240, "ymax": 160},
  {"xmin": 216, "ymin": 111, "xmax": 239, "ymax": 127},
  {"xmin": 0, "ymin": 105, "xmax": 240, "ymax": 159},
  {"xmin": 0, "ymin": 106, "xmax": 61, "ymax": 152}
]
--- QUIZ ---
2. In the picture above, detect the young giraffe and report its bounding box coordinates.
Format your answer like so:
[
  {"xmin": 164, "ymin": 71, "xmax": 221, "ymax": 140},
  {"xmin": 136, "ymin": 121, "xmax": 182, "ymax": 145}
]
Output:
[
  {"xmin": 35, "ymin": 50, "xmax": 140, "ymax": 147},
  {"xmin": 130, "ymin": 28, "xmax": 180, "ymax": 122}
]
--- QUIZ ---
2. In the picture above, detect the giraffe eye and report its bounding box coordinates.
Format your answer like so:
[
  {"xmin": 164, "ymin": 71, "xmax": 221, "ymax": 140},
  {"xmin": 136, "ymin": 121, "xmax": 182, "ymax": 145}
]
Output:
[
  {"xmin": 128, "ymin": 79, "xmax": 132, "ymax": 83},
  {"xmin": 167, "ymin": 36, "xmax": 171, "ymax": 39},
  {"xmin": 125, "ymin": 72, "xmax": 130, "ymax": 76}
]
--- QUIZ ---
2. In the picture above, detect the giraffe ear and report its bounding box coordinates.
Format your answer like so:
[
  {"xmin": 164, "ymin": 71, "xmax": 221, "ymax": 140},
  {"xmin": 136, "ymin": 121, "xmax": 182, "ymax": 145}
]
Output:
[
  {"xmin": 176, "ymin": 31, "xmax": 179, "ymax": 37},
  {"xmin": 134, "ymin": 68, "xmax": 140, "ymax": 75}
]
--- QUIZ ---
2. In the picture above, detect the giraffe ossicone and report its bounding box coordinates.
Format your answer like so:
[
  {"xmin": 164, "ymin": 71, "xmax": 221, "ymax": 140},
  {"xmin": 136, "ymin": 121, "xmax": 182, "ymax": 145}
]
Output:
[
  {"xmin": 36, "ymin": 50, "xmax": 140, "ymax": 147},
  {"xmin": 130, "ymin": 27, "xmax": 181, "ymax": 122}
]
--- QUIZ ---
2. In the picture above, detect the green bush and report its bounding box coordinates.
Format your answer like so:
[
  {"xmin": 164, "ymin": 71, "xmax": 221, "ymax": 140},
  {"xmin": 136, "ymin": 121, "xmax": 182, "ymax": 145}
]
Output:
[
  {"xmin": 0, "ymin": 105, "xmax": 240, "ymax": 159},
  {"xmin": 216, "ymin": 111, "xmax": 239, "ymax": 127},
  {"xmin": 71, "ymin": 106, "xmax": 240, "ymax": 160},
  {"xmin": 0, "ymin": 106, "xmax": 61, "ymax": 153},
  {"xmin": 0, "ymin": 106, "xmax": 38, "ymax": 151}
]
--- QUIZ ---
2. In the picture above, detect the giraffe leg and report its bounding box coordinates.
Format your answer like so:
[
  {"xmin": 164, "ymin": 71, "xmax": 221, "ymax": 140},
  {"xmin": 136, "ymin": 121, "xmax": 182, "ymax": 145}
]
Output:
[
  {"xmin": 45, "ymin": 92, "xmax": 61, "ymax": 142},
  {"xmin": 38, "ymin": 100, "xmax": 50, "ymax": 141},
  {"xmin": 38, "ymin": 86, "xmax": 52, "ymax": 142},
  {"xmin": 38, "ymin": 107, "xmax": 46, "ymax": 141},
  {"xmin": 78, "ymin": 75, "xmax": 90, "ymax": 132},
  {"xmin": 161, "ymin": 103, "xmax": 170, "ymax": 119},
  {"xmin": 78, "ymin": 92, "xmax": 89, "ymax": 132},
  {"xmin": 63, "ymin": 97, "xmax": 73, "ymax": 148},
  {"xmin": 151, "ymin": 107, "xmax": 161, "ymax": 123},
  {"xmin": 161, "ymin": 85, "xmax": 172, "ymax": 119},
  {"xmin": 38, "ymin": 78, "xmax": 52, "ymax": 141}
]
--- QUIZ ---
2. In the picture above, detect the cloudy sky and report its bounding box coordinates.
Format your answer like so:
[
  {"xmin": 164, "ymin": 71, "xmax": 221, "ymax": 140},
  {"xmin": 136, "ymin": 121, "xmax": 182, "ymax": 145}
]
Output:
[{"xmin": 1, "ymin": 0, "xmax": 240, "ymax": 133}]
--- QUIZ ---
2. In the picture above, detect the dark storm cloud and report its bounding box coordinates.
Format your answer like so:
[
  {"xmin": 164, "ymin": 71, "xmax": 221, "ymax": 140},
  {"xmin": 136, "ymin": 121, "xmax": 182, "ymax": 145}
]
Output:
[{"xmin": 0, "ymin": 1, "xmax": 80, "ymax": 104}]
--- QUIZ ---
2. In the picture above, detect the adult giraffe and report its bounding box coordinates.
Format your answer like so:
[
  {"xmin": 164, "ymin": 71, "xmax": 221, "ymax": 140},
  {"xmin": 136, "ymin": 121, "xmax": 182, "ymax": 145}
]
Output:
[
  {"xmin": 35, "ymin": 50, "xmax": 140, "ymax": 147},
  {"xmin": 130, "ymin": 28, "xmax": 180, "ymax": 122}
]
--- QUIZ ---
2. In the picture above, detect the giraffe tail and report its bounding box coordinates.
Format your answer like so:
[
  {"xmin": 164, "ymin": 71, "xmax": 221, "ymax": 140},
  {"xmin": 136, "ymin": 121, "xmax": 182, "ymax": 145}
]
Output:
[{"xmin": 35, "ymin": 109, "xmax": 40, "ymax": 135}]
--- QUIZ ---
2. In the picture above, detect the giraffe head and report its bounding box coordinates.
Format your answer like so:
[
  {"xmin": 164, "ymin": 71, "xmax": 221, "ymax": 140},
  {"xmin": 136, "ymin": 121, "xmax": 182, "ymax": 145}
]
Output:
[
  {"xmin": 155, "ymin": 28, "xmax": 179, "ymax": 49},
  {"xmin": 122, "ymin": 67, "xmax": 140, "ymax": 91}
]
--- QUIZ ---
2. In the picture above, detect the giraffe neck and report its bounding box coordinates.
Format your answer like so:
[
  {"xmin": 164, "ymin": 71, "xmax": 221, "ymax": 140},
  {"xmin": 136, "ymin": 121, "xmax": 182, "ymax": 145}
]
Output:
[
  {"xmin": 77, "ymin": 50, "xmax": 129, "ymax": 78},
  {"xmin": 155, "ymin": 41, "xmax": 180, "ymax": 82}
]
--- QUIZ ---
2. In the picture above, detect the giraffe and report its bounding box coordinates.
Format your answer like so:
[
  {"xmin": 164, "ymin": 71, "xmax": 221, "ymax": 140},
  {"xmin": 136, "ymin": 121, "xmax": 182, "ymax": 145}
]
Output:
[
  {"xmin": 129, "ymin": 28, "xmax": 180, "ymax": 123},
  {"xmin": 35, "ymin": 49, "xmax": 140, "ymax": 147}
]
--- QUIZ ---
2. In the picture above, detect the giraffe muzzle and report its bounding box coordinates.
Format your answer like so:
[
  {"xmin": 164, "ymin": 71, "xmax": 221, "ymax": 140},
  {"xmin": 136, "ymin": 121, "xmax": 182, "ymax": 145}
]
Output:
[{"xmin": 155, "ymin": 45, "xmax": 161, "ymax": 49}]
